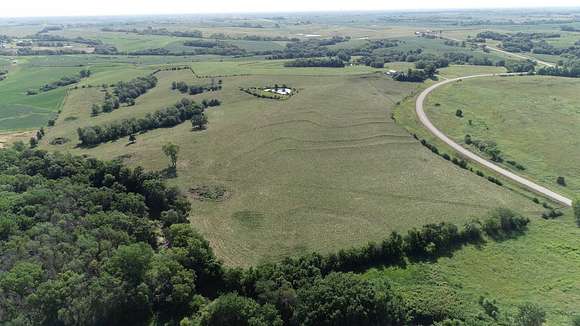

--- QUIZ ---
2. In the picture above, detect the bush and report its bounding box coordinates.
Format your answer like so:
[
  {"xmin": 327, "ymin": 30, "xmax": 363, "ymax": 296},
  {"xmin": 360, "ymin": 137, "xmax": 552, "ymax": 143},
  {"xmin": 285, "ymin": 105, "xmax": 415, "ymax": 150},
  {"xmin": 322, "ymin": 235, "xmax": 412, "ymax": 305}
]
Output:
[
  {"xmin": 557, "ymin": 176, "xmax": 566, "ymax": 186},
  {"xmin": 514, "ymin": 303, "xmax": 546, "ymax": 326},
  {"xmin": 483, "ymin": 208, "xmax": 529, "ymax": 238}
]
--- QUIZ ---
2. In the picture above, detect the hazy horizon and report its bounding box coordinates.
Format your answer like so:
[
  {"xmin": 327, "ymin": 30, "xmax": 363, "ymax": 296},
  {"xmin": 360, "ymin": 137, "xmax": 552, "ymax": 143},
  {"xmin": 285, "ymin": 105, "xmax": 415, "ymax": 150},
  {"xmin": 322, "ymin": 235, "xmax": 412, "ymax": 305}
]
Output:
[{"xmin": 2, "ymin": 0, "xmax": 580, "ymax": 18}]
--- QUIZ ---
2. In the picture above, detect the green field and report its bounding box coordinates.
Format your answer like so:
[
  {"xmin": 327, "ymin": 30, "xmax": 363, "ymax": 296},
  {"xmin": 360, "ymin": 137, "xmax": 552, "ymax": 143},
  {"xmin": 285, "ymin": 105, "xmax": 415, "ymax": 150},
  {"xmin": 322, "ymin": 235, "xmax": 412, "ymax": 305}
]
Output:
[
  {"xmin": 1, "ymin": 12, "xmax": 579, "ymax": 323},
  {"xmin": 364, "ymin": 214, "xmax": 580, "ymax": 325},
  {"xmin": 0, "ymin": 62, "xmax": 79, "ymax": 131},
  {"xmin": 425, "ymin": 75, "xmax": 580, "ymax": 198},
  {"xmin": 0, "ymin": 55, "xmax": 170, "ymax": 130},
  {"xmin": 389, "ymin": 72, "xmax": 580, "ymax": 325},
  {"xmin": 40, "ymin": 61, "xmax": 539, "ymax": 266}
]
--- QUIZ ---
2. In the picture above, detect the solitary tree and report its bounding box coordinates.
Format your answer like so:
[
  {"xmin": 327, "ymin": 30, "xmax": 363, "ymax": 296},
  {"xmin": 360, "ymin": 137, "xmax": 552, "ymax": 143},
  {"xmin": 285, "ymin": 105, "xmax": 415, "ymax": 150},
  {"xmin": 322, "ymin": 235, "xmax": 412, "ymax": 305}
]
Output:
[
  {"xmin": 191, "ymin": 110, "xmax": 208, "ymax": 130},
  {"xmin": 162, "ymin": 143, "xmax": 179, "ymax": 171},
  {"xmin": 455, "ymin": 109, "xmax": 464, "ymax": 118}
]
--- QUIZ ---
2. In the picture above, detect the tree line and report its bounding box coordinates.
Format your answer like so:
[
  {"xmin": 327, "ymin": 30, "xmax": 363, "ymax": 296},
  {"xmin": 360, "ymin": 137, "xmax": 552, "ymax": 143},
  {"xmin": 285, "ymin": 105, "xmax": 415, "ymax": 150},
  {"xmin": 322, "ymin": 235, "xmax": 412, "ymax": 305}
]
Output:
[
  {"xmin": 78, "ymin": 98, "xmax": 219, "ymax": 146},
  {"xmin": 209, "ymin": 33, "xmax": 299, "ymax": 42},
  {"xmin": 26, "ymin": 69, "xmax": 91, "ymax": 95},
  {"xmin": 284, "ymin": 57, "xmax": 346, "ymax": 68},
  {"xmin": 91, "ymin": 75, "xmax": 158, "ymax": 115},
  {"xmin": 392, "ymin": 68, "xmax": 436, "ymax": 82},
  {"xmin": 129, "ymin": 45, "xmax": 247, "ymax": 56},
  {"xmin": 171, "ymin": 79, "xmax": 223, "ymax": 95},
  {"xmin": 266, "ymin": 37, "xmax": 350, "ymax": 60},
  {"xmin": 101, "ymin": 27, "xmax": 203, "ymax": 38},
  {"xmin": 537, "ymin": 61, "xmax": 580, "ymax": 78}
]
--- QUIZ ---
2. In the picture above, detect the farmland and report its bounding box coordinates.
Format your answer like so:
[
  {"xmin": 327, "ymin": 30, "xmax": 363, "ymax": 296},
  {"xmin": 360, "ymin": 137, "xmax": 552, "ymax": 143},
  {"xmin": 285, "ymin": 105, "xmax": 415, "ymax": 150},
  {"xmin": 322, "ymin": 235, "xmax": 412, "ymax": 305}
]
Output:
[
  {"xmin": 39, "ymin": 60, "xmax": 539, "ymax": 265},
  {"xmin": 1, "ymin": 8, "xmax": 580, "ymax": 325}
]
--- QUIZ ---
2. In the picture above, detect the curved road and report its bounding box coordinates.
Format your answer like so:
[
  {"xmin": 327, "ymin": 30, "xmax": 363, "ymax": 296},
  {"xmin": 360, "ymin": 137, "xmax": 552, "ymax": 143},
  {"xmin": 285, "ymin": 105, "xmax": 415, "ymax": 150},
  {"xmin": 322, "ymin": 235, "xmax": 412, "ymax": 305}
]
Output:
[{"xmin": 415, "ymin": 73, "xmax": 572, "ymax": 207}]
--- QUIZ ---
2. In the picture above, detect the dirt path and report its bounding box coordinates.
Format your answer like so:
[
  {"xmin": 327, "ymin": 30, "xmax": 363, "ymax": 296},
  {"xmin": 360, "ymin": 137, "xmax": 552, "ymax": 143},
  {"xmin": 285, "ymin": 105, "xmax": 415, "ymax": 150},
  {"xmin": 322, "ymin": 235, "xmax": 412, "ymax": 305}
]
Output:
[
  {"xmin": 415, "ymin": 73, "xmax": 572, "ymax": 207},
  {"xmin": 0, "ymin": 131, "xmax": 34, "ymax": 149}
]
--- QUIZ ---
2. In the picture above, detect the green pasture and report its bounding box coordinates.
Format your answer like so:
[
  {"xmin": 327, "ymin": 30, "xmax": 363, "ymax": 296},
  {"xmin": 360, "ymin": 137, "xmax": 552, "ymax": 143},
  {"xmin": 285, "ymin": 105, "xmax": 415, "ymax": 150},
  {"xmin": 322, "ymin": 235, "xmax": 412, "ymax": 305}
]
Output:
[
  {"xmin": 425, "ymin": 75, "xmax": 580, "ymax": 198},
  {"xmin": 364, "ymin": 215, "xmax": 580, "ymax": 325},
  {"xmin": 41, "ymin": 62, "xmax": 538, "ymax": 266}
]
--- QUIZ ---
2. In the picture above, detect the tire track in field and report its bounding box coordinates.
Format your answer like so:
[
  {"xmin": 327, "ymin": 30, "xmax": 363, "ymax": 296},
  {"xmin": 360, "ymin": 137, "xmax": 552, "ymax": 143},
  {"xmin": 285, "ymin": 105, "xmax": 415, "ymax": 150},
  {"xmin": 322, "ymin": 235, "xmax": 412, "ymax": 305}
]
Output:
[
  {"xmin": 222, "ymin": 140, "xmax": 418, "ymax": 178},
  {"xmin": 221, "ymin": 134, "xmax": 414, "ymax": 170}
]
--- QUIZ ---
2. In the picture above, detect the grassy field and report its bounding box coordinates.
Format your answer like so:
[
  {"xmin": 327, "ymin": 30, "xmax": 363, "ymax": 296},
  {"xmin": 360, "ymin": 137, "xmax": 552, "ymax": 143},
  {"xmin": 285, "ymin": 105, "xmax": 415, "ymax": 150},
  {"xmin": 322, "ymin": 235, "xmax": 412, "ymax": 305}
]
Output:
[
  {"xmin": 41, "ymin": 60, "xmax": 539, "ymax": 266},
  {"xmin": 437, "ymin": 64, "xmax": 507, "ymax": 78},
  {"xmin": 389, "ymin": 73, "xmax": 580, "ymax": 325},
  {"xmin": 424, "ymin": 75, "xmax": 580, "ymax": 198},
  {"xmin": 364, "ymin": 214, "xmax": 580, "ymax": 325}
]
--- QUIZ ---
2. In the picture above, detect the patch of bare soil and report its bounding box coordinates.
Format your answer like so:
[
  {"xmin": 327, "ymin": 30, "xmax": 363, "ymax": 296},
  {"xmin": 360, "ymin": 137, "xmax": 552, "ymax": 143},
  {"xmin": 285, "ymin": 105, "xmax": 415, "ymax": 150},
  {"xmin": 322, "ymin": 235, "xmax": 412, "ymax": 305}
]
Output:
[
  {"xmin": 189, "ymin": 185, "xmax": 231, "ymax": 202},
  {"xmin": 0, "ymin": 131, "xmax": 34, "ymax": 149}
]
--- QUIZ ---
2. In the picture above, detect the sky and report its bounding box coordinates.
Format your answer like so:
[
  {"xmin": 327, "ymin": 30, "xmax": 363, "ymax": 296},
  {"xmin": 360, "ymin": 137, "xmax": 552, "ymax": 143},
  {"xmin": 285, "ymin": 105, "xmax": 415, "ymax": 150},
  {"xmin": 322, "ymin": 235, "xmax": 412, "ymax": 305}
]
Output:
[{"xmin": 2, "ymin": 0, "xmax": 580, "ymax": 18}]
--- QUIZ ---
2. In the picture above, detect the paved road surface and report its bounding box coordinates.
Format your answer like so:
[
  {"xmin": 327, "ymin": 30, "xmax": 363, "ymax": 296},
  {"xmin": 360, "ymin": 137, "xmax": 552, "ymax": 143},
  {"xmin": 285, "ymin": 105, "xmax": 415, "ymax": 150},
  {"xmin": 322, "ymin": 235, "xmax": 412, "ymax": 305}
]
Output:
[{"xmin": 415, "ymin": 73, "xmax": 572, "ymax": 207}]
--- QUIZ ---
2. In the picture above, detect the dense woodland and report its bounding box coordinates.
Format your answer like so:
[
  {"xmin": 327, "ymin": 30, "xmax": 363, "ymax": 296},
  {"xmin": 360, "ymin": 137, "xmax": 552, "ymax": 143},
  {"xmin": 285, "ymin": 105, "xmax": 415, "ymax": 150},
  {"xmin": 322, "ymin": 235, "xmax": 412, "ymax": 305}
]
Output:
[{"xmin": 0, "ymin": 144, "xmax": 536, "ymax": 325}]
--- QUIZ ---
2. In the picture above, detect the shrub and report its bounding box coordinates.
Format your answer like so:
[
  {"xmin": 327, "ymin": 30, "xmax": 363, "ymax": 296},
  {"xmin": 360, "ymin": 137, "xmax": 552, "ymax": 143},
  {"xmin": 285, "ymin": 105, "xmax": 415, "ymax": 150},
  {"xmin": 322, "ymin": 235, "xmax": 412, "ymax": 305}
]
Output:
[
  {"xmin": 514, "ymin": 303, "xmax": 546, "ymax": 326},
  {"xmin": 556, "ymin": 176, "xmax": 566, "ymax": 186}
]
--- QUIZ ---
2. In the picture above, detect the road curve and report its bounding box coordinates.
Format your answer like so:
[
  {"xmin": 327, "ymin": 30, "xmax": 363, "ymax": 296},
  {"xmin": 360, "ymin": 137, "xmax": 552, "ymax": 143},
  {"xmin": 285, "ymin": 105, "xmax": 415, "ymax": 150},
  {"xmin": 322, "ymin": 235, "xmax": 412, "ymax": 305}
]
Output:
[{"xmin": 415, "ymin": 74, "xmax": 572, "ymax": 207}]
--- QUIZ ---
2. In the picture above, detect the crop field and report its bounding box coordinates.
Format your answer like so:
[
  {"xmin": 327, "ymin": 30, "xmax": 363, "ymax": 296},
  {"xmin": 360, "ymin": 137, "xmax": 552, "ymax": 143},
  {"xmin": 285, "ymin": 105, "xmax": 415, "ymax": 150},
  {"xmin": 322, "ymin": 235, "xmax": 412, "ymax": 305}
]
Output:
[
  {"xmin": 424, "ymin": 75, "xmax": 580, "ymax": 198},
  {"xmin": 46, "ymin": 28, "xmax": 183, "ymax": 52},
  {"xmin": 0, "ymin": 55, "xmax": 169, "ymax": 131},
  {"xmin": 0, "ymin": 63, "xmax": 80, "ymax": 130},
  {"xmin": 40, "ymin": 61, "xmax": 539, "ymax": 266}
]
